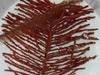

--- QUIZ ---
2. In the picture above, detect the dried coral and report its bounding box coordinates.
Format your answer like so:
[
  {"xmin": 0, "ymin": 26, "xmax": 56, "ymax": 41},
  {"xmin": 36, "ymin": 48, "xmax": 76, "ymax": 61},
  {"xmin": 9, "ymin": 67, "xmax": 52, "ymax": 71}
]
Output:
[{"xmin": 0, "ymin": 0, "xmax": 98, "ymax": 75}]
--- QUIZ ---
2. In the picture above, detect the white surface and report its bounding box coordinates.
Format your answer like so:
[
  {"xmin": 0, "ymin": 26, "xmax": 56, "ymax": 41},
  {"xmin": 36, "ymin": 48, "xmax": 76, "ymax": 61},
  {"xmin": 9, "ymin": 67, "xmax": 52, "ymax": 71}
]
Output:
[
  {"xmin": 0, "ymin": 0, "xmax": 100, "ymax": 75},
  {"xmin": 85, "ymin": 0, "xmax": 100, "ymax": 17},
  {"xmin": 0, "ymin": 0, "xmax": 16, "ymax": 18}
]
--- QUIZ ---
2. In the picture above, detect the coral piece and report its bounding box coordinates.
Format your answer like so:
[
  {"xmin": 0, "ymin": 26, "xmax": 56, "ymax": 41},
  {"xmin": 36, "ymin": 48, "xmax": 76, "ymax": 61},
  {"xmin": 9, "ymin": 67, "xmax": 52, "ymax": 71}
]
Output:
[{"xmin": 0, "ymin": 0, "xmax": 98, "ymax": 75}]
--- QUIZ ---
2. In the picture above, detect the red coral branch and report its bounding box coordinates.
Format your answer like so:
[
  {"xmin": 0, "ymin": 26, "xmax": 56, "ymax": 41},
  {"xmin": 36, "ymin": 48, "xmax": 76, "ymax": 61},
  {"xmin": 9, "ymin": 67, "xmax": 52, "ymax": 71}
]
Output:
[{"xmin": 0, "ymin": 0, "xmax": 98, "ymax": 75}]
